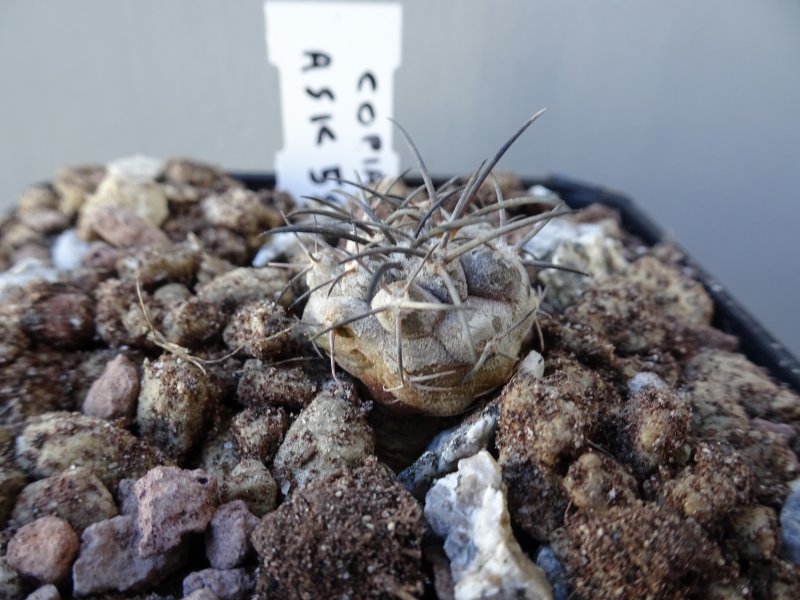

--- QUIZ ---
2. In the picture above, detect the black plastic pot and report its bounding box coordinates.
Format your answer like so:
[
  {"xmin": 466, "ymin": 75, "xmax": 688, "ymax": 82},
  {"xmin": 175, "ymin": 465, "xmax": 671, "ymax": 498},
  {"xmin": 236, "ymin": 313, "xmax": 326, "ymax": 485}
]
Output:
[{"xmin": 232, "ymin": 172, "xmax": 800, "ymax": 395}]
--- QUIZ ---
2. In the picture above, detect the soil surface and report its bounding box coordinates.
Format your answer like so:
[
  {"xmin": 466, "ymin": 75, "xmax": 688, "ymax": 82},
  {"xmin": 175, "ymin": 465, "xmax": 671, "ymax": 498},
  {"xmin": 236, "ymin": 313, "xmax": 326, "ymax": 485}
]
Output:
[{"xmin": 1, "ymin": 158, "xmax": 799, "ymax": 600}]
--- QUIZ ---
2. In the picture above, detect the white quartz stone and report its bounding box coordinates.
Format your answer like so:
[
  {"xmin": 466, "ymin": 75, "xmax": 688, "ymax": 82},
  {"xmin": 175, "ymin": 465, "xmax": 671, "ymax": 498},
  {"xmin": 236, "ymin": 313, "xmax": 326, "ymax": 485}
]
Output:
[
  {"xmin": 627, "ymin": 371, "xmax": 668, "ymax": 395},
  {"xmin": 424, "ymin": 450, "xmax": 552, "ymax": 600},
  {"xmin": 0, "ymin": 258, "xmax": 59, "ymax": 300},
  {"xmin": 52, "ymin": 229, "xmax": 91, "ymax": 271},
  {"xmin": 525, "ymin": 217, "xmax": 628, "ymax": 310}
]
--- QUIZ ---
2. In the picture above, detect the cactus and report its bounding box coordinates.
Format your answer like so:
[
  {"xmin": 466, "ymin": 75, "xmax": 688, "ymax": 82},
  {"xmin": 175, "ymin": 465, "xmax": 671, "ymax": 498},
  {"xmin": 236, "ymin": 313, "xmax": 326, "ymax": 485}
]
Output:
[{"xmin": 273, "ymin": 112, "xmax": 571, "ymax": 416}]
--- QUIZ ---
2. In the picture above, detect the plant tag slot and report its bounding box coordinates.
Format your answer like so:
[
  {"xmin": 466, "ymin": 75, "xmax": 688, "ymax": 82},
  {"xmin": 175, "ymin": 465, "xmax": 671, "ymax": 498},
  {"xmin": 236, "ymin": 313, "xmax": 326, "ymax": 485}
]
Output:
[{"xmin": 264, "ymin": 1, "xmax": 402, "ymax": 203}]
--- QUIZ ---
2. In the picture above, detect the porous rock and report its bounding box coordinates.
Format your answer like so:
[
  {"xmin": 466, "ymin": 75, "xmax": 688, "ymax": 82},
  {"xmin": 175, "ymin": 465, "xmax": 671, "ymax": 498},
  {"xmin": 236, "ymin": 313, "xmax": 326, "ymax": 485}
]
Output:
[
  {"xmin": 15, "ymin": 412, "xmax": 163, "ymax": 489},
  {"xmin": 77, "ymin": 156, "xmax": 168, "ymax": 240},
  {"xmin": 730, "ymin": 504, "xmax": 779, "ymax": 561},
  {"xmin": 229, "ymin": 406, "xmax": 288, "ymax": 463},
  {"xmin": 723, "ymin": 427, "xmax": 799, "ymax": 502},
  {"xmin": 134, "ymin": 466, "xmax": 216, "ymax": 558},
  {"xmin": 656, "ymin": 441, "xmax": 753, "ymax": 527},
  {"xmin": 197, "ymin": 267, "xmax": 292, "ymax": 310},
  {"xmin": 94, "ymin": 278, "xmax": 150, "ymax": 347},
  {"xmin": 0, "ymin": 309, "xmax": 29, "ymax": 366},
  {"xmin": 11, "ymin": 467, "xmax": 117, "ymax": 533},
  {"xmin": 616, "ymin": 386, "xmax": 691, "ymax": 475},
  {"xmin": 116, "ymin": 241, "xmax": 200, "ymax": 287},
  {"xmin": 272, "ymin": 381, "xmax": 374, "ymax": 494},
  {"xmin": 72, "ymin": 515, "xmax": 184, "ymax": 596},
  {"xmin": 424, "ymin": 450, "xmax": 552, "ymax": 600},
  {"xmin": 219, "ymin": 458, "xmax": 277, "ymax": 518},
  {"xmin": 251, "ymin": 457, "xmax": 426, "ymax": 599},
  {"xmin": 136, "ymin": 356, "xmax": 216, "ymax": 458},
  {"xmin": 562, "ymin": 450, "xmax": 638, "ymax": 513},
  {"xmin": 551, "ymin": 501, "xmax": 725, "ymax": 600},
  {"xmin": 6, "ymin": 516, "xmax": 79, "ymax": 584},
  {"xmin": 182, "ymin": 568, "xmax": 255, "ymax": 600},
  {"xmin": 159, "ymin": 297, "xmax": 225, "ymax": 348},
  {"xmin": 52, "ymin": 164, "xmax": 104, "ymax": 217},
  {"xmin": 205, "ymin": 500, "xmax": 259, "ymax": 570},
  {"xmin": 201, "ymin": 187, "xmax": 282, "ymax": 236},
  {"xmin": 85, "ymin": 206, "xmax": 171, "ymax": 249},
  {"xmin": 235, "ymin": 360, "xmax": 317, "ymax": 410},
  {"xmin": 566, "ymin": 256, "xmax": 713, "ymax": 354},
  {"xmin": 685, "ymin": 349, "xmax": 800, "ymax": 425},
  {"xmin": 500, "ymin": 454, "xmax": 568, "ymax": 543},
  {"xmin": 82, "ymin": 354, "xmax": 140, "ymax": 423},
  {"xmin": 222, "ymin": 300, "xmax": 296, "ymax": 359},
  {"xmin": 498, "ymin": 353, "xmax": 618, "ymax": 470}
]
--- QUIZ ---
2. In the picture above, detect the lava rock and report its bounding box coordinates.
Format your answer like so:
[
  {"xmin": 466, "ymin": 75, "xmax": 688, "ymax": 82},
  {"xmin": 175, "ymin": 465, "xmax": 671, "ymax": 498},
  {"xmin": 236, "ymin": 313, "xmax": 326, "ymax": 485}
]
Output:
[
  {"xmin": 72, "ymin": 515, "xmax": 184, "ymax": 596},
  {"xmin": 134, "ymin": 466, "xmax": 216, "ymax": 558}
]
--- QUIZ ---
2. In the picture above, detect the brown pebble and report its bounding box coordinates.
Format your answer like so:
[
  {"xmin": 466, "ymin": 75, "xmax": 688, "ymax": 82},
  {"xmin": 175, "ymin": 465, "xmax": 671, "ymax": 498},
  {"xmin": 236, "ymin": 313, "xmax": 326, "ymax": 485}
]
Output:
[
  {"xmin": 21, "ymin": 291, "xmax": 95, "ymax": 350},
  {"xmin": 222, "ymin": 300, "xmax": 296, "ymax": 359},
  {"xmin": 134, "ymin": 466, "xmax": 217, "ymax": 557},
  {"xmin": 82, "ymin": 354, "xmax": 140, "ymax": 422},
  {"xmin": 236, "ymin": 360, "xmax": 317, "ymax": 410},
  {"xmin": 230, "ymin": 406, "xmax": 288, "ymax": 463},
  {"xmin": 72, "ymin": 514, "xmax": 184, "ymax": 595},
  {"xmin": 6, "ymin": 516, "xmax": 79, "ymax": 584},
  {"xmin": 11, "ymin": 467, "xmax": 117, "ymax": 534},
  {"xmin": 205, "ymin": 500, "xmax": 259, "ymax": 570},
  {"xmin": 86, "ymin": 206, "xmax": 171, "ymax": 248}
]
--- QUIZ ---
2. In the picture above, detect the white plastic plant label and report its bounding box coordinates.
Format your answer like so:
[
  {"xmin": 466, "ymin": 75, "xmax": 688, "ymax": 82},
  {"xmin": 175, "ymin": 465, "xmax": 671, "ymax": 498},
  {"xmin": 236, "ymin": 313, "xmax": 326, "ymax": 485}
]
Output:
[{"xmin": 264, "ymin": 1, "xmax": 402, "ymax": 203}]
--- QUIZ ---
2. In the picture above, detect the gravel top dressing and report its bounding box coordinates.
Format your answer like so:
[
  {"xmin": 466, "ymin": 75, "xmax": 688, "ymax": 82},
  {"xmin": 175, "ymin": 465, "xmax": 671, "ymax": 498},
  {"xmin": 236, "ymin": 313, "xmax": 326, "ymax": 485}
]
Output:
[{"xmin": 1, "ymin": 147, "xmax": 800, "ymax": 599}]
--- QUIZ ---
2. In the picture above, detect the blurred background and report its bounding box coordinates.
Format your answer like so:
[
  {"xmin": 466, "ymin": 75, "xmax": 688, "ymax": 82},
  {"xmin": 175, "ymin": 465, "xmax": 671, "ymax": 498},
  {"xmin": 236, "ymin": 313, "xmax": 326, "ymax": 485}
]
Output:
[{"xmin": 1, "ymin": 0, "xmax": 799, "ymax": 357}]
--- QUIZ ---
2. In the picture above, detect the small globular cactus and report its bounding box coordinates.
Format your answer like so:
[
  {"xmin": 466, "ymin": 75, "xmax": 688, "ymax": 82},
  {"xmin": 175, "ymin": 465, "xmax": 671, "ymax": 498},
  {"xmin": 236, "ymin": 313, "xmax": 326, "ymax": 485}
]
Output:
[{"xmin": 274, "ymin": 112, "xmax": 569, "ymax": 416}]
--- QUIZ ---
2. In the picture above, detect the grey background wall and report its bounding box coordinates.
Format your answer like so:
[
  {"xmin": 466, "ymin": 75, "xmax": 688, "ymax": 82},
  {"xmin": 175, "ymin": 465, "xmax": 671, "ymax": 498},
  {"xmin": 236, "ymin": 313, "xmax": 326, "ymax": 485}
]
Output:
[{"xmin": 1, "ymin": 0, "xmax": 799, "ymax": 358}]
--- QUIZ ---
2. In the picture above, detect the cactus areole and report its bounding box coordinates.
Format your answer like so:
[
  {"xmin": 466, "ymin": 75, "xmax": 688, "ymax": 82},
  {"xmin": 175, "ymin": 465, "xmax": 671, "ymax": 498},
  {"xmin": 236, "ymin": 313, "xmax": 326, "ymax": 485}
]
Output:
[{"xmin": 275, "ymin": 112, "xmax": 568, "ymax": 416}]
